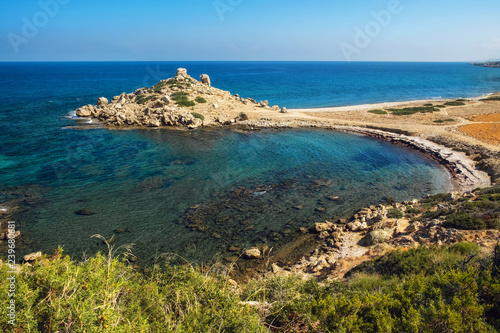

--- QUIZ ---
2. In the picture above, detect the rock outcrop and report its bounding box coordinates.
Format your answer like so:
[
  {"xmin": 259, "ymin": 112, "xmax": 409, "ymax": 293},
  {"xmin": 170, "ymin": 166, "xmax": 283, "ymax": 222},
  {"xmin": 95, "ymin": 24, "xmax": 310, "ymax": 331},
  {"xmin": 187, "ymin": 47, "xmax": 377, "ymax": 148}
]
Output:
[
  {"xmin": 75, "ymin": 68, "xmax": 285, "ymax": 129},
  {"xmin": 200, "ymin": 74, "xmax": 211, "ymax": 86}
]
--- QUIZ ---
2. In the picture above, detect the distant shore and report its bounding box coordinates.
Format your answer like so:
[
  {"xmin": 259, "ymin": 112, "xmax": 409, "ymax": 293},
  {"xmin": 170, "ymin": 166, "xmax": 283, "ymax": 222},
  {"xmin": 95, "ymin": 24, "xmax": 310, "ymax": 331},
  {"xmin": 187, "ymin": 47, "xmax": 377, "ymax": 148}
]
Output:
[
  {"xmin": 469, "ymin": 61, "xmax": 500, "ymax": 68},
  {"xmin": 289, "ymin": 92, "xmax": 494, "ymax": 113}
]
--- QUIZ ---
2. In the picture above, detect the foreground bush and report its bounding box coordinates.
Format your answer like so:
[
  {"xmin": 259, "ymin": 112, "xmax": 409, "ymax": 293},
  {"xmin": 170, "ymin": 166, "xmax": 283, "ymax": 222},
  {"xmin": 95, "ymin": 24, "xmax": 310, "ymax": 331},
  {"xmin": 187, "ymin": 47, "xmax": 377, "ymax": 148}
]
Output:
[
  {"xmin": 0, "ymin": 248, "xmax": 263, "ymax": 332},
  {"xmin": 1, "ymin": 242, "xmax": 500, "ymax": 332}
]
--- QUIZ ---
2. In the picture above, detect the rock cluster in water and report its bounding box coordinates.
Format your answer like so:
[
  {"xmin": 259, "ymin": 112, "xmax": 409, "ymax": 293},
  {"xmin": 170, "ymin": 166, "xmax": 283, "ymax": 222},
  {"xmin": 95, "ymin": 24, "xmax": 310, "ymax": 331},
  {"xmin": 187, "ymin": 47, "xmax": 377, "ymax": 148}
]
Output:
[{"xmin": 76, "ymin": 68, "xmax": 286, "ymax": 129}]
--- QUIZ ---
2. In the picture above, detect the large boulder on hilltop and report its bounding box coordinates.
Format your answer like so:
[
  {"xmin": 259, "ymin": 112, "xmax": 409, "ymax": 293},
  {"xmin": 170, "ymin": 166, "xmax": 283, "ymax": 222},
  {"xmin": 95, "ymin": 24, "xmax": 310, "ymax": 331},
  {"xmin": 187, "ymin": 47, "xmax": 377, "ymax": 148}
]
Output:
[
  {"xmin": 200, "ymin": 74, "xmax": 211, "ymax": 86},
  {"xmin": 76, "ymin": 105, "xmax": 95, "ymax": 117},
  {"xmin": 97, "ymin": 97, "xmax": 108, "ymax": 108},
  {"xmin": 176, "ymin": 68, "xmax": 188, "ymax": 78}
]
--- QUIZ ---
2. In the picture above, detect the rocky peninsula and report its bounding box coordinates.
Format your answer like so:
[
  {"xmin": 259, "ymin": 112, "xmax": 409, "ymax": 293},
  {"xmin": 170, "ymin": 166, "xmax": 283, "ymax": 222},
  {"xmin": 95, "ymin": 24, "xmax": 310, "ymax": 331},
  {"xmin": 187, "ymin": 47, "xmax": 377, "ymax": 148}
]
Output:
[
  {"xmin": 76, "ymin": 68, "xmax": 498, "ymax": 193},
  {"xmin": 76, "ymin": 67, "xmax": 287, "ymax": 129}
]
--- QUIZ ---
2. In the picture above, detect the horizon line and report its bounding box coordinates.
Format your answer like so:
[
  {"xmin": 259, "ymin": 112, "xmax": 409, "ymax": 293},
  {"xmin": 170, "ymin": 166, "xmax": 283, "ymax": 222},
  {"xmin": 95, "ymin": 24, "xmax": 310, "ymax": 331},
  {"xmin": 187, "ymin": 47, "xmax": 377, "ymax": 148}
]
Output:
[{"xmin": 0, "ymin": 60, "xmax": 482, "ymax": 63}]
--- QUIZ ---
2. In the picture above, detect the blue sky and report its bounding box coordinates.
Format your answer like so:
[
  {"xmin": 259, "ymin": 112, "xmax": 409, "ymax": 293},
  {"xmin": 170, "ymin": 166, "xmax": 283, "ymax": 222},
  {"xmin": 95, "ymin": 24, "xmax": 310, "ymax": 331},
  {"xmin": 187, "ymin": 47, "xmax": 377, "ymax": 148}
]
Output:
[{"xmin": 1, "ymin": 0, "xmax": 499, "ymax": 62}]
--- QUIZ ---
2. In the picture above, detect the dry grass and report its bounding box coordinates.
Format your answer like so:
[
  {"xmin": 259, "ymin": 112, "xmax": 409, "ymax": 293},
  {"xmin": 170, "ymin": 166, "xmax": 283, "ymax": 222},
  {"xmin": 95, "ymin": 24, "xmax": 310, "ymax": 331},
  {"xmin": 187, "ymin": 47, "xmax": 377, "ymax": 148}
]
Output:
[
  {"xmin": 471, "ymin": 113, "xmax": 500, "ymax": 122},
  {"xmin": 459, "ymin": 123, "xmax": 500, "ymax": 145}
]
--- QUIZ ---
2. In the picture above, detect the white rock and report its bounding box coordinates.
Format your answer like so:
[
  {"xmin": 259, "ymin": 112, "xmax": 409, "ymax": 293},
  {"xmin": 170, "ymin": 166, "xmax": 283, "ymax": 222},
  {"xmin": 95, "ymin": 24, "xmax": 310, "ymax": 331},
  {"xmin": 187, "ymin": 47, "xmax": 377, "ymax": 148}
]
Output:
[
  {"xmin": 23, "ymin": 252, "xmax": 42, "ymax": 262},
  {"xmin": 243, "ymin": 248, "xmax": 261, "ymax": 259}
]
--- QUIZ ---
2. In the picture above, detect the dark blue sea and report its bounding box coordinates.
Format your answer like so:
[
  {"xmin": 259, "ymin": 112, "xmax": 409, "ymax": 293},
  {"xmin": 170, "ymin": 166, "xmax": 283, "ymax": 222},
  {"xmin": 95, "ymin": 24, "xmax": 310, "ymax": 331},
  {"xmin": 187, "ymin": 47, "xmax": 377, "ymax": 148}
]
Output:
[{"xmin": 1, "ymin": 61, "xmax": 499, "ymax": 264}]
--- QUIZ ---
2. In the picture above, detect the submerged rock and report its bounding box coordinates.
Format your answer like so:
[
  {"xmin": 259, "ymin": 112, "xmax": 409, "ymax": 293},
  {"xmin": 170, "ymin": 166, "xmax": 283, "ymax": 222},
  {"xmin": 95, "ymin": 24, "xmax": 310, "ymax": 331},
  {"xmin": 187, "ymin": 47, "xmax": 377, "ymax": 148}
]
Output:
[
  {"xmin": 75, "ymin": 208, "xmax": 96, "ymax": 216},
  {"xmin": 243, "ymin": 248, "xmax": 262, "ymax": 259}
]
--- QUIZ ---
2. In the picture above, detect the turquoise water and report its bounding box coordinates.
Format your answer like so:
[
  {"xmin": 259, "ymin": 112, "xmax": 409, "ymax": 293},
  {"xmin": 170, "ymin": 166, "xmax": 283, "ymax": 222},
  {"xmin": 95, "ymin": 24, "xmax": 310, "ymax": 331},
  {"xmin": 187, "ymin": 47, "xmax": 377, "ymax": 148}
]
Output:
[
  {"xmin": 20, "ymin": 128, "xmax": 450, "ymax": 263},
  {"xmin": 1, "ymin": 61, "xmax": 497, "ymax": 263}
]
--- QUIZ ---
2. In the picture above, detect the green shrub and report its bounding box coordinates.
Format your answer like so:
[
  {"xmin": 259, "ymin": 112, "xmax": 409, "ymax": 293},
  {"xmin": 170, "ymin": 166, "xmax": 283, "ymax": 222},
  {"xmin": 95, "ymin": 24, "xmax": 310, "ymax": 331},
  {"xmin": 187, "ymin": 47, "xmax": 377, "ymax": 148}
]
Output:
[
  {"xmin": 171, "ymin": 91, "xmax": 189, "ymax": 101},
  {"xmin": 443, "ymin": 211, "xmax": 486, "ymax": 230},
  {"xmin": 135, "ymin": 94, "xmax": 157, "ymax": 105},
  {"xmin": 435, "ymin": 104, "xmax": 447, "ymax": 108},
  {"xmin": 444, "ymin": 101, "xmax": 466, "ymax": 106},
  {"xmin": 424, "ymin": 103, "xmax": 434, "ymax": 106},
  {"xmin": 191, "ymin": 112, "xmax": 205, "ymax": 121},
  {"xmin": 445, "ymin": 118, "xmax": 455, "ymax": 122},
  {"xmin": 170, "ymin": 91, "xmax": 195, "ymax": 107},
  {"xmin": 240, "ymin": 275, "xmax": 320, "ymax": 331},
  {"xmin": 480, "ymin": 185, "xmax": 500, "ymax": 196},
  {"xmin": 448, "ymin": 241, "xmax": 480, "ymax": 254},
  {"xmin": 421, "ymin": 193, "xmax": 452, "ymax": 205},
  {"xmin": 481, "ymin": 96, "xmax": 500, "ymax": 101},
  {"xmin": 405, "ymin": 206, "xmax": 420, "ymax": 216},
  {"xmin": 0, "ymin": 248, "xmax": 263, "ymax": 332},
  {"xmin": 152, "ymin": 81, "xmax": 167, "ymax": 93},
  {"xmin": 176, "ymin": 99, "xmax": 196, "ymax": 107},
  {"xmin": 347, "ymin": 246, "xmax": 436, "ymax": 277},
  {"xmin": 368, "ymin": 109, "xmax": 388, "ymax": 115},
  {"xmin": 387, "ymin": 208, "xmax": 404, "ymax": 219},
  {"xmin": 195, "ymin": 96, "xmax": 207, "ymax": 103},
  {"xmin": 434, "ymin": 120, "xmax": 444, "ymax": 123},
  {"xmin": 347, "ymin": 243, "xmax": 485, "ymax": 278},
  {"xmin": 388, "ymin": 106, "xmax": 439, "ymax": 116},
  {"xmin": 313, "ymin": 267, "xmax": 493, "ymax": 332},
  {"xmin": 422, "ymin": 208, "xmax": 450, "ymax": 220}
]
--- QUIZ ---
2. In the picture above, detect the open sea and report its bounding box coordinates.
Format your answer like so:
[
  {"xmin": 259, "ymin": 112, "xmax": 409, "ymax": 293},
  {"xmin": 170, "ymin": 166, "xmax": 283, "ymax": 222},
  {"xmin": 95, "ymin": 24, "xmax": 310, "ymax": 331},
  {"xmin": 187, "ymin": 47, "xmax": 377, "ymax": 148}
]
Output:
[{"xmin": 1, "ymin": 61, "xmax": 499, "ymax": 264}]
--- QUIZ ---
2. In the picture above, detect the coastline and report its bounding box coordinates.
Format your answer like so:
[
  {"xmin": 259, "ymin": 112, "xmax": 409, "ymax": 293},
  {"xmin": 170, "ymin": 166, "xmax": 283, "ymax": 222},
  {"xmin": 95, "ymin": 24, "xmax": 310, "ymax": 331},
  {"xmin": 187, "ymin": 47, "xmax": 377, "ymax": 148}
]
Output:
[
  {"xmin": 333, "ymin": 126, "xmax": 490, "ymax": 192},
  {"xmin": 72, "ymin": 69, "xmax": 500, "ymax": 192},
  {"xmin": 239, "ymin": 122, "xmax": 491, "ymax": 193}
]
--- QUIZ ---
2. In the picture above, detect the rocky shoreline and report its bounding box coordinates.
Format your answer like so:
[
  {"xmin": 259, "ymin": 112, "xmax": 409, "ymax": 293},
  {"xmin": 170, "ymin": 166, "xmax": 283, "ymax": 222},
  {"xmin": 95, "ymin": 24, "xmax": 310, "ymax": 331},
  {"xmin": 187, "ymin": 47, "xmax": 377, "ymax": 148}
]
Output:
[
  {"xmin": 75, "ymin": 68, "xmax": 495, "ymax": 193},
  {"xmin": 335, "ymin": 126, "xmax": 491, "ymax": 192},
  {"xmin": 262, "ymin": 187, "xmax": 500, "ymax": 281}
]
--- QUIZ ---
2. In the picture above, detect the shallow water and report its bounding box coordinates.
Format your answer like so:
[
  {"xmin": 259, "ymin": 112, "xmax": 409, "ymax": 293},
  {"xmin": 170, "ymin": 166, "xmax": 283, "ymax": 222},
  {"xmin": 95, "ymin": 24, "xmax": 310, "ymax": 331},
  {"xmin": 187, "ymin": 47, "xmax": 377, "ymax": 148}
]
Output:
[{"xmin": 12, "ymin": 127, "xmax": 451, "ymax": 264}]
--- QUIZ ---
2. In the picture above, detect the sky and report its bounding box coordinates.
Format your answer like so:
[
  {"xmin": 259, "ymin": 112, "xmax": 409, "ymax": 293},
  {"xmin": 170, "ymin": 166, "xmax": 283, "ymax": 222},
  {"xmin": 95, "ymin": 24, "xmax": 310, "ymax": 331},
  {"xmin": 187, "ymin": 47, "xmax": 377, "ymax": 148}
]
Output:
[{"xmin": 1, "ymin": 0, "xmax": 500, "ymax": 62}]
